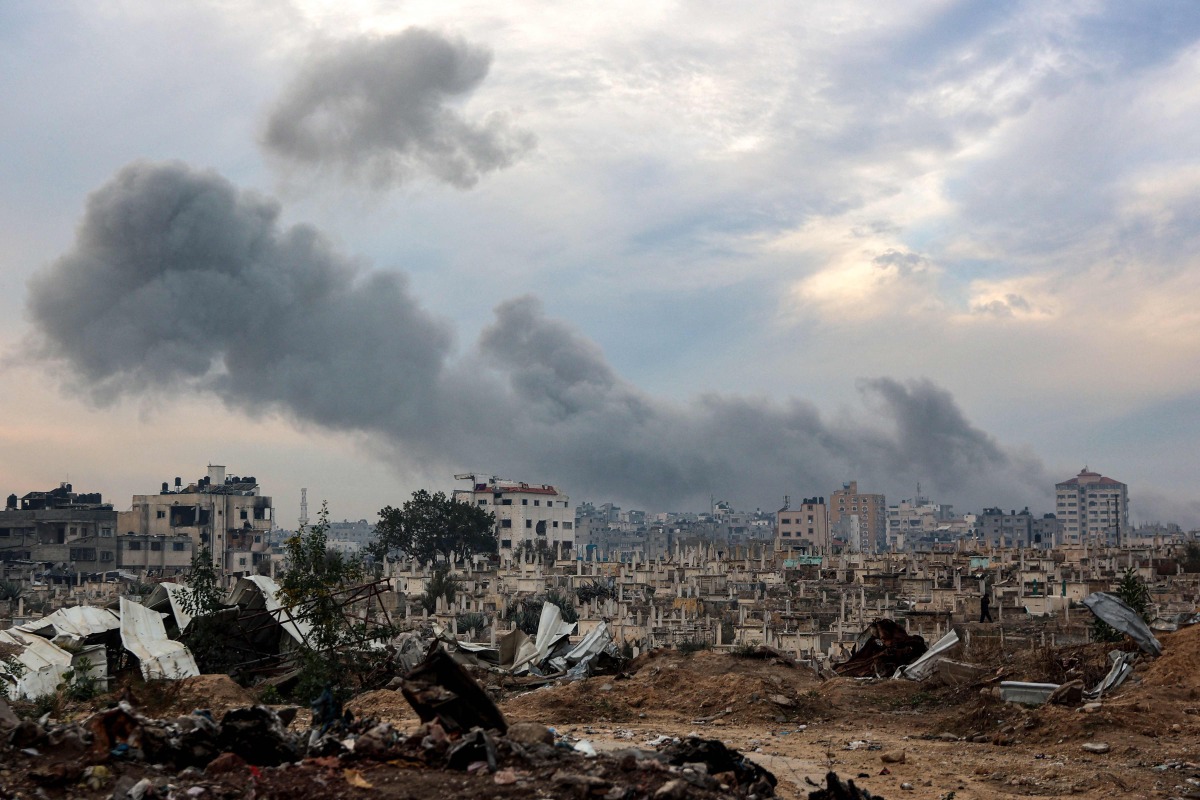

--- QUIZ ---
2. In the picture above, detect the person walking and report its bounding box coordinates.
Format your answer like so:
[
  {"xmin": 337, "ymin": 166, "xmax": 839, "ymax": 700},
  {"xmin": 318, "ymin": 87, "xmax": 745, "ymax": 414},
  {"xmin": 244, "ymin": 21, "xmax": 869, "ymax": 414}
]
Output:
[{"xmin": 980, "ymin": 589, "xmax": 993, "ymax": 623}]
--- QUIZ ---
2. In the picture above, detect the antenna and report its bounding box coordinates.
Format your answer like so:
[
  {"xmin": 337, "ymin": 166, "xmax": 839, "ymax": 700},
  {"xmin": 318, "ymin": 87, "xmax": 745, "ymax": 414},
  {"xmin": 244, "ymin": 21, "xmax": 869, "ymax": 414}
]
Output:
[{"xmin": 299, "ymin": 488, "xmax": 309, "ymax": 529}]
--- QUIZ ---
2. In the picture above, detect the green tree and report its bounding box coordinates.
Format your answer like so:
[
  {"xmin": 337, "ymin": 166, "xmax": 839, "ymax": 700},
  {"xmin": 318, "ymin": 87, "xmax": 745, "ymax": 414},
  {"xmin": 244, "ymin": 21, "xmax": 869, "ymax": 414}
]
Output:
[
  {"xmin": 371, "ymin": 490, "xmax": 496, "ymax": 565},
  {"xmin": 420, "ymin": 565, "xmax": 460, "ymax": 614},
  {"xmin": 280, "ymin": 504, "xmax": 388, "ymax": 701},
  {"xmin": 178, "ymin": 546, "xmax": 241, "ymax": 675},
  {"xmin": 1092, "ymin": 567, "xmax": 1152, "ymax": 643},
  {"xmin": 180, "ymin": 547, "xmax": 224, "ymax": 617}
]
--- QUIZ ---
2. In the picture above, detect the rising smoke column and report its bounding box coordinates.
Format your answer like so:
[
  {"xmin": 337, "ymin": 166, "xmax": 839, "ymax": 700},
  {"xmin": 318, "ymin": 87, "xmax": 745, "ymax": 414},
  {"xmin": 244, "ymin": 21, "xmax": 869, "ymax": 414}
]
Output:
[
  {"xmin": 263, "ymin": 28, "xmax": 535, "ymax": 189},
  {"xmin": 26, "ymin": 161, "xmax": 1049, "ymax": 511}
]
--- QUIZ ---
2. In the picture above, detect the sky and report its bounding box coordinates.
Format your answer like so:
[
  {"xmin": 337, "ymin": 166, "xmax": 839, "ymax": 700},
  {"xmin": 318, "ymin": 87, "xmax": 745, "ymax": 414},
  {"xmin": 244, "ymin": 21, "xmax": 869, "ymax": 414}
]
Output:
[{"xmin": 2, "ymin": 1, "xmax": 1199, "ymax": 528}]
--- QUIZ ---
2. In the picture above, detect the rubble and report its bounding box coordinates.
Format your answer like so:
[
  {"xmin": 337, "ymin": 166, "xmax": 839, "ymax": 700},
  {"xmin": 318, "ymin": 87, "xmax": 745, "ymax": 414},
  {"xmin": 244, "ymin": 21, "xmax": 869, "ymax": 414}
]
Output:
[{"xmin": 835, "ymin": 619, "xmax": 927, "ymax": 678}]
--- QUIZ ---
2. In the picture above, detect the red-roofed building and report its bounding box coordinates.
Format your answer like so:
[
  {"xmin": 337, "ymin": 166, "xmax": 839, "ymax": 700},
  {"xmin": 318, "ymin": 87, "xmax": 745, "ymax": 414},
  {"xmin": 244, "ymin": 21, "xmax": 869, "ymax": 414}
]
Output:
[
  {"xmin": 453, "ymin": 476, "xmax": 573, "ymax": 557},
  {"xmin": 1055, "ymin": 468, "xmax": 1128, "ymax": 546}
]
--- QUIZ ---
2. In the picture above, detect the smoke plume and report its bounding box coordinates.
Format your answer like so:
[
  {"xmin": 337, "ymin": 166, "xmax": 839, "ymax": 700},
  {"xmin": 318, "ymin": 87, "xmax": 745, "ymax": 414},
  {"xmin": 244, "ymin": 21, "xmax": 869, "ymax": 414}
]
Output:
[
  {"xmin": 263, "ymin": 28, "xmax": 534, "ymax": 189},
  {"xmin": 27, "ymin": 161, "xmax": 1050, "ymax": 512}
]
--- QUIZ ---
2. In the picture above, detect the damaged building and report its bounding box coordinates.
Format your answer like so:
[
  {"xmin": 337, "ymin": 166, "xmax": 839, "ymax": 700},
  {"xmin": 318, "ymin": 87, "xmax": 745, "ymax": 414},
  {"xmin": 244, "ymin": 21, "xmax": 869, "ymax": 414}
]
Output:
[{"xmin": 121, "ymin": 465, "xmax": 274, "ymax": 578}]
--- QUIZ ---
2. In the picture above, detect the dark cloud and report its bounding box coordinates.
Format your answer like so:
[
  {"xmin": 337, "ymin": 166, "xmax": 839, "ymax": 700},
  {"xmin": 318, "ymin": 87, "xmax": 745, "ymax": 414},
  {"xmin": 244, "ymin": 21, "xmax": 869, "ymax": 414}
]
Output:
[
  {"xmin": 27, "ymin": 162, "xmax": 1051, "ymax": 514},
  {"xmin": 263, "ymin": 28, "xmax": 534, "ymax": 189},
  {"xmin": 873, "ymin": 249, "xmax": 928, "ymax": 276},
  {"xmin": 972, "ymin": 293, "xmax": 1032, "ymax": 317}
]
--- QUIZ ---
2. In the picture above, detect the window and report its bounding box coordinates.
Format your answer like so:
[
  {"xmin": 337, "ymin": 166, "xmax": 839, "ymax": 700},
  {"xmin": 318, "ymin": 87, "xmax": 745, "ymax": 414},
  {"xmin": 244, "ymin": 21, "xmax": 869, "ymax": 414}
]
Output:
[
  {"xmin": 782, "ymin": 530, "xmax": 791, "ymax": 537},
  {"xmin": 127, "ymin": 541, "xmax": 142, "ymax": 551},
  {"xmin": 156, "ymin": 510, "xmax": 166, "ymax": 519},
  {"xmin": 536, "ymin": 521, "xmax": 547, "ymax": 535},
  {"xmin": 172, "ymin": 542, "xmax": 187, "ymax": 551},
  {"xmin": 500, "ymin": 519, "xmax": 512, "ymax": 528},
  {"xmin": 151, "ymin": 541, "xmax": 163, "ymax": 551},
  {"xmin": 501, "ymin": 499, "xmax": 512, "ymax": 506},
  {"xmin": 100, "ymin": 527, "xmax": 112, "ymax": 537},
  {"xmin": 69, "ymin": 548, "xmax": 96, "ymax": 560},
  {"xmin": 239, "ymin": 557, "xmax": 247, "ymax": 566},
  {"xmin": 478, "ymin": 499, "xmax": 487, "ymax": 505},
  {"xmin": 501, "ymin": 539, "xmax": 512, "ymax": 549},
  {"xmin": 563, "ymin": 521, "xmax": 573, "ymax": 530},
  {"xmin": 780, "ymin": 518, "xmax": 791, "ymax": 525},
  {"xmin": 100, "ymin": 551, "xmax": 113, "ymax": 562},
  {"xmin": 525, "ymin": 520, "xmax": 532, "ymax": 528},
  {"xmin": 552, "ymin": 521, "xmax": 559, "ymax": 528},
  {"xmin": 521, "ymin": 499, "xmax": 528, "ymax": 505},
  {"xmin": 240, "ymin": 510, "xmax": 248, "ymax": 520},
  {"xmin": 534, "ymin": 500, "xmax": 540, "ymax": 506}
]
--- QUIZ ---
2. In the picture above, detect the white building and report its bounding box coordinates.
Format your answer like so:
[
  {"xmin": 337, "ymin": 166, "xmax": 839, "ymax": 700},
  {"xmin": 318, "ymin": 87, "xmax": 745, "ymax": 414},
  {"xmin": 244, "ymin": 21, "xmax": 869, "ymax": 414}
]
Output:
[
  {"xmin": 1055, "ymin": 468, "xmax": 1129, "ymax": 546},
  {"xmin": 120, "ymin": 465, "xmax": 274, "ymax": 575},
  {"xmin": 453, "ymin": 477, "xmax": 573, "ymax": 556}
]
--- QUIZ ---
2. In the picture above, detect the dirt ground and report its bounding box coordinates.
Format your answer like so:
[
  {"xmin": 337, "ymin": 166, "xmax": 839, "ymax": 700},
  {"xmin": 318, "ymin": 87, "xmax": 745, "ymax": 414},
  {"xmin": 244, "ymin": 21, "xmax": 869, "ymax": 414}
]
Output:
[
  {"xmin": 494, "ymin": 631, "xmax": 1200, "ymax": 799},
  {"xmin": 2, "ymin": 626, "xmax": 1198, "ymax": 799}
]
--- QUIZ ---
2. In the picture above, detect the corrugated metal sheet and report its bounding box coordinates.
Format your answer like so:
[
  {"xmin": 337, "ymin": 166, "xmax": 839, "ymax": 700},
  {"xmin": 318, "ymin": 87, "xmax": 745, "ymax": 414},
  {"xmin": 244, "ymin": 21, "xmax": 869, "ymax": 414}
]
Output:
[
  {"xmin": 145, "ymin": 582, "xmax": 197, "ymax": 632},
  {"xmin": 17, "ymin": 606, "xmax": 120, "ymax": 645},
  {"xmin": 237, "ymin": 575, "xmax": 312, "ymax": 648},
  {"xmin": 0, "ymin": 629, "xmax": 72, "ymax": 699},
  {"xmin": 119, "ymin": 598, "xmax": 199, "ymax": 680}
]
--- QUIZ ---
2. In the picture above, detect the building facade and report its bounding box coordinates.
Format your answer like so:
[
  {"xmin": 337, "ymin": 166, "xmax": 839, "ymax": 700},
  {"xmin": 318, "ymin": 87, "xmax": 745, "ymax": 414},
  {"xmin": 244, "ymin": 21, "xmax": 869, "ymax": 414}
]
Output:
[
  {"xmin": 1055, "ymin": 468, "xmax": 1128, "ymax": 546},
  {"xmin": 977, "ymin": 508, "xmax": 1061, "ymax": 550},
  {"xmin": 775, "ymin": 497, "xmax": 830, "ymax": 553},
  {"xmin": 120, "ymin": 465, "xmax": 274, "ymax": 576},
  {"xmin": 829, "ymin": 481, "xmax": 886, "ymax": 553},
  {"xmin": 453, "ymin": 477, "xmax": 573, "ymax": 556},
  {"xmin": 0, "ymin": 485, "xmax": 118, "ymax": 574}
]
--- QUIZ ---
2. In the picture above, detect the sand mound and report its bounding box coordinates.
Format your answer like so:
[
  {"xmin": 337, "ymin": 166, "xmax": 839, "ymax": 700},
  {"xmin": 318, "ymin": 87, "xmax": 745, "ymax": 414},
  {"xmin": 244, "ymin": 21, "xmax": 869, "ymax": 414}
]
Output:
[
  {"xmin": 346, "ymin": 689, "xmax": 416, "ymax": 724},
  {"xmin": 167, "ymin": 674, "xmax": 257, "ymax": 716},
  {"xmin": 503, "ymin": 649, "xmax": 822, "ymax": 725}
]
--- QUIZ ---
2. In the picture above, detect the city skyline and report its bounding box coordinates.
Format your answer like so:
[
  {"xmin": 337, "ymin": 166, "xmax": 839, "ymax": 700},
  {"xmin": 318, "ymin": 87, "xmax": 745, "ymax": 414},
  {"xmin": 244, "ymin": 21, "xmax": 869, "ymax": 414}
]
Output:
[{"xmin": 2, "ymin": 3, "xmax": 1199, "ymax": 525}]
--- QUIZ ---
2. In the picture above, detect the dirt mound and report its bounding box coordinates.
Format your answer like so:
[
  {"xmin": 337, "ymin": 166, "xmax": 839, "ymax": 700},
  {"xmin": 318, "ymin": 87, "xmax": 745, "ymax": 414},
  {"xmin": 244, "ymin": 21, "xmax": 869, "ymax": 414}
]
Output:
[
  {"xmin": 345, "ymin": 689, "xmax": 416, "ymax": 724},
  {"xmin": 1141, "ymin": 623, "xmax": 1200, "ymax": 693},
  {"xmin": 502, "ymin": 649, "xmax": 822, "ymax": 725},
  {"xmin": 167, "ymin": 674, "xmax": 257, "ymax": 717}
]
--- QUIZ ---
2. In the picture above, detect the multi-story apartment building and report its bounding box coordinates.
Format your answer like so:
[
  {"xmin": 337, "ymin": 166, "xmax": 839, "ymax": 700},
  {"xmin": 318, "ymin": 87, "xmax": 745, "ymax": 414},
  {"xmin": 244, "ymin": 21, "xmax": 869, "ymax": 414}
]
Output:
[
  {"xmin": 453, "ymin": 477, "xmax": 573, "ymax": 556},
  {"xmin": 1055, "ymin": 468, "xmax": 1128, "ymax": 546},
  {"xmin": 775, "ymin": 497, "xmax": 830, "ymax": 553},
  {"xmin": 0, "ymin": 484, "xmax": 117, "ymax": 573},
  {"xmin": 120, "ymin": 465, "xmax": 274, "ymax": 575},
  {"xmin": 886, "ymin": 496, "xmax": 957, "ymax": 551},
  {"xmin": 830, "ymin": 481, "xmax": 886, "ymax": 553},
  {"xmin": 977, "ymin": 508, "xmax": 1061, "ymax": 549}
]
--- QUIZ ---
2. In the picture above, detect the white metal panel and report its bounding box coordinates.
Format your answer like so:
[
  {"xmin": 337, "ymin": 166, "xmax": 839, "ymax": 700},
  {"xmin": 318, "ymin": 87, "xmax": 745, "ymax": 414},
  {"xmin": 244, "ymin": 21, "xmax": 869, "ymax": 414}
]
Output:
[
  {"xmin": 0, "ymin": 629, "xmax": 72, "ymax": 699},
  {"xmin": 119, "ymin": 598, "xmax": 199, "ymax": 680}
]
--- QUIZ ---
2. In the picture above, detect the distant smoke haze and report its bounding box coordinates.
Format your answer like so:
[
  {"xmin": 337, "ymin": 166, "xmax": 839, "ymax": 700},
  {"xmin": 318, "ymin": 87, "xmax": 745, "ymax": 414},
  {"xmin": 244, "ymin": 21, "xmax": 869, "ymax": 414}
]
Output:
[
  {"xmin": 26, "ymin": 161, "xmax": 1052, "ymax": 513},
  {"xmin": 263, "ymin": 28, "xmax": 535, "ymax": 189}
]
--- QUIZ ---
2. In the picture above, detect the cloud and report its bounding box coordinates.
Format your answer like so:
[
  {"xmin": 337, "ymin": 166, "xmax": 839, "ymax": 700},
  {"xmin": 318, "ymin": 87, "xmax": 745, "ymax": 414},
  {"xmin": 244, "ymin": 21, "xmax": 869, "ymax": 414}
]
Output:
[
  {"xmin": 263, "ymin": 27, "xmax": 534, "ymax": 189},
  {"xmin": 26, "ymin": 161, "xmax": 1055, "ymax": 515}
]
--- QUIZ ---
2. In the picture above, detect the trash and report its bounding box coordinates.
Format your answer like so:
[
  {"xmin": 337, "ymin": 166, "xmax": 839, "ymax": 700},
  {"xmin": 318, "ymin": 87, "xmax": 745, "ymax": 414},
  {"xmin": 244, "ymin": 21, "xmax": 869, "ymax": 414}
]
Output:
[
  {"xmin": 894, "ymin": 629, "xmax": 960, "ymax": 681},
  {"xmin": 574, "ymin": 739, "xmax": 597, "ymax": 757},
  {"xmin": 1081, "ymin": 742, "xmax": 1111, "ymax": 754},
  {"xmin": 343, "ymin": 768, "xmax": 374, "ymax": 788},
  {"xmin": 1082, "ymin": 593, "xmax": 1162, "ymax": 656},
  {"xmin": 661, "ymin": 736, "xmax": 777, "ymax": 795},
  {"xmin": 1084, "ymin": 650, "xmax": 1137, "ymax": 699},
  {"xmin": 836, "ymin": 619, "xmax": 927, "ymax": 678},
  {"xmin": 400, "ymin": 645, "xmax": 508, "ymax": 735},
  {"xmin": 1047, "ymin": 680, "xmax": 1084, "ymax": 706},
  {"xmin": 806, "ymin": 771, "xmax": 881, "ymax": 799}
]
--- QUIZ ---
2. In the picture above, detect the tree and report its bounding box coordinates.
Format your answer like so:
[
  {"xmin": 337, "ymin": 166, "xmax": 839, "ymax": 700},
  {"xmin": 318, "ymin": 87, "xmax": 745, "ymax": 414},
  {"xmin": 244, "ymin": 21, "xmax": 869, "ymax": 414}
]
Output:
[
  {"xmin": 420, "ymin": 565, "xmax": 460, "ymax": 614},
  {"xmin": 178, "ymin": 546, "xmax": 241, "ymax": 675},
  {"xmin": 1092, "ymin": 567, "xmax": 1151, "ymax": 643},
  {"xmin": 279, "ymin": 504, "xmax": 390, "ymax": 701},
  {"xmin": 371, "ymin": 490, "xmax": 496, "ymax": 565}
]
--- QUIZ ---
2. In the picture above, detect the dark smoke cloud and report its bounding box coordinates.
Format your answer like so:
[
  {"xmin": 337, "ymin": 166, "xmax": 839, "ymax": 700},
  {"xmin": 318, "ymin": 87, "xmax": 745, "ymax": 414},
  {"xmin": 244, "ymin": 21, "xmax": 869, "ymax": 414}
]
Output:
[
  {"xmin": 263, "ymin": 28, "xmax": 534, "ymax": 189},
  {"xmin": 27, "ymin": 161, "xmax": 1052, "ymax": 514}
]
